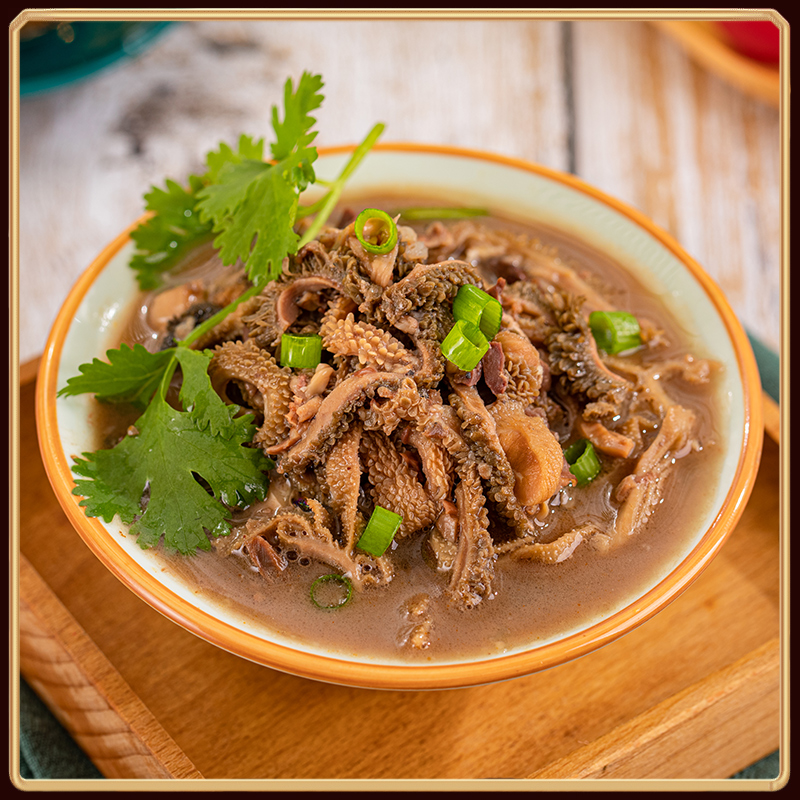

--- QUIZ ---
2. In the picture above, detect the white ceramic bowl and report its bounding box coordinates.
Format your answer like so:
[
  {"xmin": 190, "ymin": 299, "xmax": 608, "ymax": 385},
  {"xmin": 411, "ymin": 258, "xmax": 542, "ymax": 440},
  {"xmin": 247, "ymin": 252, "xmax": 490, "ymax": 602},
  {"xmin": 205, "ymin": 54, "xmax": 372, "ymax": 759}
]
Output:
[{"xmin": 37, "ymin": 144, "xmax": 763, "ymax": 689}]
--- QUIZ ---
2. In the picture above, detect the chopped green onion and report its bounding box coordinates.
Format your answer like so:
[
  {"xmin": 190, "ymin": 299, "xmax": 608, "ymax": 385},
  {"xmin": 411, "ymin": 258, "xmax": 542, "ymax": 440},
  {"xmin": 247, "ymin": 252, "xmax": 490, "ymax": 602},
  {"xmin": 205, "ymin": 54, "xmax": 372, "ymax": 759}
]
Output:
[
  {"xmin": 564, "ymin": 439, "xmax": 601, "ymax": 487},
  {"xmin": 589, "ymin": 311, "xmax": 642, "ymax": 355},
  {"xmin": 356, "ymin": 505, "xmax": 402, "ymax": 557},
  {"xmin": 440, "ymin": 319, "xmax": 490, "ymax": 372},
  {"xmin": 280, "ymin": 334, "xmax": 322, "ymax": 369},
  {"xmin": 310, "ymin": 574, "xmax": 353, "ymax": 610},
  {"xmin": 452, "ymin": 284, "xmax": 503, "ymax": 340},
  {"xmin": 397, "ymin": 206, "xmax": 488, "ymax": 220},
  {"xmin": 354, "ymin": 208, "xmax": 398, "ymax": 254}
]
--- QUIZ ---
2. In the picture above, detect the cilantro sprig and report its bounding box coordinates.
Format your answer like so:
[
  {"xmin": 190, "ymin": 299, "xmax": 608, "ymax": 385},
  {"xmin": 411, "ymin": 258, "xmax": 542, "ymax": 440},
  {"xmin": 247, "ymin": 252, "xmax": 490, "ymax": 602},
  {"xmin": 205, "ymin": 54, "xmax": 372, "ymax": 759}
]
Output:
[
  {"xmin": 61, "ymin": 72, "xmax": 384, "ymax": 554},
  {"xmin": 129, "ymin": 72, "xmax": 383, "ymax": 292},
  {"xmin": 69, "ymin": 348, "xmax": 273, "ymax": 554}
]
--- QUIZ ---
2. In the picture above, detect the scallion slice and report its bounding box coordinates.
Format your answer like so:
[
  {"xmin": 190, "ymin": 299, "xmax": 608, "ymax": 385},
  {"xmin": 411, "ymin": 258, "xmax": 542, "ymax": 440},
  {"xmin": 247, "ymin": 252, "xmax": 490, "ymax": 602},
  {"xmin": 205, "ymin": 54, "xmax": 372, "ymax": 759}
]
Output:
[
  {"xmin": 310, "ymin": 574, "xmax": 353, "ymax": 610},
  {"xmin": 280, "ymin": 333, "xmax": 322, "ymax": 369},
  {"xmin": 589, "ymin": 311, "xmax": 642, "ymax": 355},
  {"xmin": 564, "ymin": 439, "xmax": 601, "ymax": 487},
  {"xmin": 452, "ymin": 284, "xmax": 503, "ymax": 340},
  {"xmin": 440, "ymin": 319, "xmax": 490, "ymax": 372},
  {"xmin": 356, "ymin": 505, "xmax": 402, "ymax": 557},
  {"xmin": 397, "ymin": 206, "xmax": 488, "ymax": 220},
  {"xmin": 354, "ymin": 208, "xmax": 398, "ymax": 254}
]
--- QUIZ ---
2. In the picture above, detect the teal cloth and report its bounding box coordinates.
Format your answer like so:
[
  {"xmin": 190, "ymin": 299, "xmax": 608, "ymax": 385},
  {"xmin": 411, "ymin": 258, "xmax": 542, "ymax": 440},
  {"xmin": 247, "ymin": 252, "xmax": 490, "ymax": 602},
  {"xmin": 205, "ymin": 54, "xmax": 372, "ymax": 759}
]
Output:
[
  {"xmin": 748, "ymin": 331, "xmax": 780, "ymax": 403},
  {"xmin": 19, "ymin": 679, "xmax": 103, "ymax": 780},
  {"xmin": 17, "ymin": 334, "xmax": 781, "ymax": 781}
]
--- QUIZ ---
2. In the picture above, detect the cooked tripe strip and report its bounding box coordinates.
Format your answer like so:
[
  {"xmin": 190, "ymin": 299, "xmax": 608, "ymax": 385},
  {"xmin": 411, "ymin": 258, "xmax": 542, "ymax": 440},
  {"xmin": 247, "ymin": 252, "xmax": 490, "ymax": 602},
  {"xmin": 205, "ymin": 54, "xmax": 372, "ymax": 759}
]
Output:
[
  {"xmin": 208, "ymin": 339, "xmax": 292, "ymax": 448},
  {"xmin": 509, "ymin": 524, "xmax": 597, "ymax": 564},
  {"xmin": 322, "ymin": 312, "xmax": 416, "ymax": 372},
  {"xmin": 489, "ymin": 397, "xmax": 573, "ymax": 512},
  {"xmin": 449, "ymin": 460, "xmax": 494, "ymax": 610},
  {"xmin": 611, "ymin": 404, "xmax": 699, "ymax": 546},
  {"xmin": 360, "ymin": 430, "xmax": 438, "ymax": 539},
  {"xmin": 324, "ymin": 423, "xmax": 364, "ymax": 551}
]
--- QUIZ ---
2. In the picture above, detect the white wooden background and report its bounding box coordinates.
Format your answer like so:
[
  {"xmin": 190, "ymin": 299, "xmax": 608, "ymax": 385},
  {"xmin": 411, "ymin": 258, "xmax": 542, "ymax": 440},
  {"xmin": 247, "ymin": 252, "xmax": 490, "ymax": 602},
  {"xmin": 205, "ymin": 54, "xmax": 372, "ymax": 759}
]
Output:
[{"xmin": 17, "ymin": 18, "xmax": 782, "ymax": 365}]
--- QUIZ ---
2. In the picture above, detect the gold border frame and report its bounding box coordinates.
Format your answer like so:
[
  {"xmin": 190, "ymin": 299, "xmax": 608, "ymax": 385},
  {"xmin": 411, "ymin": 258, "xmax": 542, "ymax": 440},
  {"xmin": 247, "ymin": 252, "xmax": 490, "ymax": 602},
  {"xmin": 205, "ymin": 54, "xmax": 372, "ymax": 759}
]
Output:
[{"xmin": 10, "ymin": 7, "xmax": 789, "ymax": 792}]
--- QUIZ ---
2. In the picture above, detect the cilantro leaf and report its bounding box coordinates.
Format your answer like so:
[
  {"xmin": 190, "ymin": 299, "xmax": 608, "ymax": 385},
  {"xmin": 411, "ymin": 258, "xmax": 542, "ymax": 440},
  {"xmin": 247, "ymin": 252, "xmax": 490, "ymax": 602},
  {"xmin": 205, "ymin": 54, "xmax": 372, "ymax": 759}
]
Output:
[
  {"xmin": 129, "ymin": 177, "xmax": 213, "ymax": 291},
  {"xmin": 195, "ymin": 73, "xmax": 324, "ymax": 286},
  {"xmin": 195, "ymin": 159, "xmax": 270, "ymax": 229},
  {"xmin": 57, "ymin": 344, "xmax": 174, "ymax": 409},
  {"xmin": 198, "ymin": 163, "xmax": 300, "ymax": 284},
  {"xmin": 271, "ymin": 72, "xmax": 323, "ymax": 191},
  {"xmin": 174, "ymin": 347, "xmax": 241, "ymax": 438},
  {"xmin": 204, "ymin": 134, "xmax": 265, "ymax": 183},
  {"xmin": 71, "ymin": 394, "xmax": 271, "ymax": 554},
  {"xmin": 271, "ymin": 72, "xmax": 323, "ymax": 162}
]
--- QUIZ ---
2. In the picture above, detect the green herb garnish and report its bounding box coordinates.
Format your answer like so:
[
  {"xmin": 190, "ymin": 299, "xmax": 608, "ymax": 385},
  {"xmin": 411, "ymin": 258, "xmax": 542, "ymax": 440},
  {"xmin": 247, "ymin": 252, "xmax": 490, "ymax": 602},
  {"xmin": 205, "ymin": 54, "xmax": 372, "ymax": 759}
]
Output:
[
  {"xmin": 563, "ymin": 439, "xmax": 602, "ymax": 487},
  {"xmin": 60, "ymin": 72, "xmax": 383, "ymax": 554},
  {"xmin": 69, "ymin": 348, "xmax": 274, "ymax": 555},
  {"xmin": 310, "ymin": 574, "xmax": 353, "ymax": 610},
  {"xmin": 356, "ymin": 506, "xmax": 402, "ymax": 557},
  {"xmin": 280, "ymin": 333, "xmax": 323, "ymax": 369},
  {"xmin": 440, "ymin": 319, "xmax": 490, "ymax": 372},
  {"xmin": 452, "ymin": 284, "xmax": 503, "ymax": 341},
  {"xmin": 353, "ymin": 208, "xmax": 398, "ymax": 254},
  {"xmin": 589, "ymin": 310, "xmax": 642, "ymax": 355},
  {"xmin": 57, "ymin": 343, "xmax": 174, "ymax": 410},
  {"xmin": 397, "ymin": 206, "xmax": 488, "ymax": 220},
  {"xmin": 128, "ymin": 73, "xmax": 382, "ymax": 292}
]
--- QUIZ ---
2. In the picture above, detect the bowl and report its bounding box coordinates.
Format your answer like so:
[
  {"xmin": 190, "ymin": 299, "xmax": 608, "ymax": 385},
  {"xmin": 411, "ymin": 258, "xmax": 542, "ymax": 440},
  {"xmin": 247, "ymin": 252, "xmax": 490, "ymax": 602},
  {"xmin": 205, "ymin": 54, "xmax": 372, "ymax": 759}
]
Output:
[
  {"xmin": 20, "ymin": 20, "xmax": 174, "ymax": 98},
  {"xmin": 36, "ymin": 144, "xmax": 763, "ymax": 690}
]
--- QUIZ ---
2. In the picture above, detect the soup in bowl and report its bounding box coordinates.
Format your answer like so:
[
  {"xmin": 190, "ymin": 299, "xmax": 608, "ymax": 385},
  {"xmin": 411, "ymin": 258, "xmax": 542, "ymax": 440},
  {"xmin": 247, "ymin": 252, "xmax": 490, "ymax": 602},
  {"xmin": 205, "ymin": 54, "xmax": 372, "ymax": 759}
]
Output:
[{"xmin": 36, "ymin": 145, "xmax": 763, "ymax": 689}]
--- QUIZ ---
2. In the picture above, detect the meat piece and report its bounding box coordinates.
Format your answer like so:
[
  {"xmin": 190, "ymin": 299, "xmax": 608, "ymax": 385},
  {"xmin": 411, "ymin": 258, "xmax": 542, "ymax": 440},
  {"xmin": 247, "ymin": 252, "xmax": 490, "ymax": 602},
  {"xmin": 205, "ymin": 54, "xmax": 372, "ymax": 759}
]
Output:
[
  {"xmin": 208, "ymin": 340, "xmax": 292, "ymax": 449},
  {"xmin": 357, "ymin": 376, "xmax": 429, "ymax": 436},
  {"xmin": 243, "ymin": 502, "xmax": 392, "ymax": 589},
  {"xmin": 495, "ymin": 329, "xmax": 543, "ymax": 404},
  {"xmin": 247, "ymin": 533, "xmax": 288, "ymax": 576},
  {"xmin": 244, "ymin": 272, "xmax": 344, "ymax": 348},
  {"xmin": 360, "ymin": 431, "xmax": 438, "ymax": 538},
  {"xmin": 322, "ymin": 312, "xmax": 417, "ymax": 373},
  {"xmin": 507, "ymin": 525, "xmax": 595, "ymax": 564},
  {"xmin": 481, "ymin": 341, "xmax": 508, "ymax": 396},
  {"xmin": 348, "ymin": 233, "xmax": 399, "ymax": 287},
  {"xmin": 489, "ymin": 397, "xmax": 573, "ymax": 511},
  {"xmin": 613, "ymin": 404, "xmax": 699, "ymax": 544},
  {"xmin": 378, "ymin": 260, "xmax": 483, "ymax": 326},
  {"xmin": 447, "ymin": 359, "xmax": 482, "ymax": 387},
  {"xmin": 324, "ymin": 424, "xmax": 364, "ymax": 551},
  {"xmin": 448, "ymin": 382, "xmax": 534, "ymax": 537},
  {"xmin": 577, "ymin": 418, "xmax": 636, "ymax": 459},
  {"xmin": 278, "ymin": 370, "xmax": 407, "ymax": 473},
  {"xmin": 544, "ymin": 292, "xmax": 632, "ymax": 404},
  {"xmin": 399, "ymin": 594, "xmax": 434, "ymax": 650},
  {"xmin": 448, "ymin": 460, "xmax": 495, "ymax": 610}
]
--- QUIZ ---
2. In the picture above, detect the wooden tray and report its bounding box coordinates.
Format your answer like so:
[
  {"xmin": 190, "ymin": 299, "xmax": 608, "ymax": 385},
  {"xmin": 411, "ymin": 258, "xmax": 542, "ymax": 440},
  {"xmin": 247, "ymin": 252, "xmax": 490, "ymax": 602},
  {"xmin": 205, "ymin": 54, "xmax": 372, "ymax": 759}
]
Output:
[{"xmin": 17, "ymin": 360, "xmax": 783, "ymax": 784}]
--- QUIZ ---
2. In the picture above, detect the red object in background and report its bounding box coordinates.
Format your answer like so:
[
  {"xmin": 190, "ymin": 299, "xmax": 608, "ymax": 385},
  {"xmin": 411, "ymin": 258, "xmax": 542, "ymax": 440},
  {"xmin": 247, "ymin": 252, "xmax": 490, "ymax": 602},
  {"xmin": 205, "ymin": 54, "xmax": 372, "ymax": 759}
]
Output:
[{"xmin": 715, "ymin": 21, "xmax": 780, "ymax": 64}]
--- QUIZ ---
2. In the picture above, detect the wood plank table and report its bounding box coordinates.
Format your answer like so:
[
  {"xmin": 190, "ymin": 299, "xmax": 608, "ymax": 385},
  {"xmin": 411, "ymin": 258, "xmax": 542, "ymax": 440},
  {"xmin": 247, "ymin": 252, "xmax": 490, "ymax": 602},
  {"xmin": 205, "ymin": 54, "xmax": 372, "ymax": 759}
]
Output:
[{"xmin": 13, "ymin": 12, "xmax": 785, "ymax": 786}]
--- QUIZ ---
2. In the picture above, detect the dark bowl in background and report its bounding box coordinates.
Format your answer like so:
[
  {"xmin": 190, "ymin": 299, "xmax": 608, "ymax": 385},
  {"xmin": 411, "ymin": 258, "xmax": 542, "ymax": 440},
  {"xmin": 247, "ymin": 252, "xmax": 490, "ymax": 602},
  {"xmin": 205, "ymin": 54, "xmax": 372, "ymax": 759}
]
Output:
[{"xmin": 20, "ymin": 20, "xmax": 174, "ymax": 98}]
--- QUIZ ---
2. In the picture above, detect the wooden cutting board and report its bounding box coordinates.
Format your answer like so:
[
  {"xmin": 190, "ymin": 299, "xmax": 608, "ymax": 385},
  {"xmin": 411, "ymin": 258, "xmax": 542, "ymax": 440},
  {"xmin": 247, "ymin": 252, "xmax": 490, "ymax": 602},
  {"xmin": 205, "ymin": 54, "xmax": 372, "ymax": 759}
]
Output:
[{"xmin": 16, "ymin": 360, "xmax": 783, "ymax": 784}]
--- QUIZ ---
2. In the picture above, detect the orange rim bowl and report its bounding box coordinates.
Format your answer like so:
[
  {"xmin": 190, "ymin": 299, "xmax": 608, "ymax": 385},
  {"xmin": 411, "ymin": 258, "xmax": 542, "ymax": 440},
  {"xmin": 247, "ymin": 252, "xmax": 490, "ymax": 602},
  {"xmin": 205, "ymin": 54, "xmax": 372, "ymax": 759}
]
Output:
[{"xmin": 36, "ymin": 143, "xmax": 763, "ymax": 690}]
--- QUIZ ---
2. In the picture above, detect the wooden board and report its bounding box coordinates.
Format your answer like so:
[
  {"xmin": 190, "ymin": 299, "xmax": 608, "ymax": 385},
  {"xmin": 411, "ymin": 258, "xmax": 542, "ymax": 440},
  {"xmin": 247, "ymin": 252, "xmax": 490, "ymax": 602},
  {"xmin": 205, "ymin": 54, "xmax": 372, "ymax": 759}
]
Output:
[{"xmin": 17, "ymin": 364, "xmax": 783, "ymax": 783}]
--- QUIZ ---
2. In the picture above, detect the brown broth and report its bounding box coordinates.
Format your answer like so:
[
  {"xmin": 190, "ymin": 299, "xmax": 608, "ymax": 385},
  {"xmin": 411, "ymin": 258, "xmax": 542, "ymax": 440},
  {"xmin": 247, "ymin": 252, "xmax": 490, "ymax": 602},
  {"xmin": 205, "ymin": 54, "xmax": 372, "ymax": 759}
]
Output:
[{"xmin": 93, "ymin": 199, "xmax": 726, "ymax": 662}]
